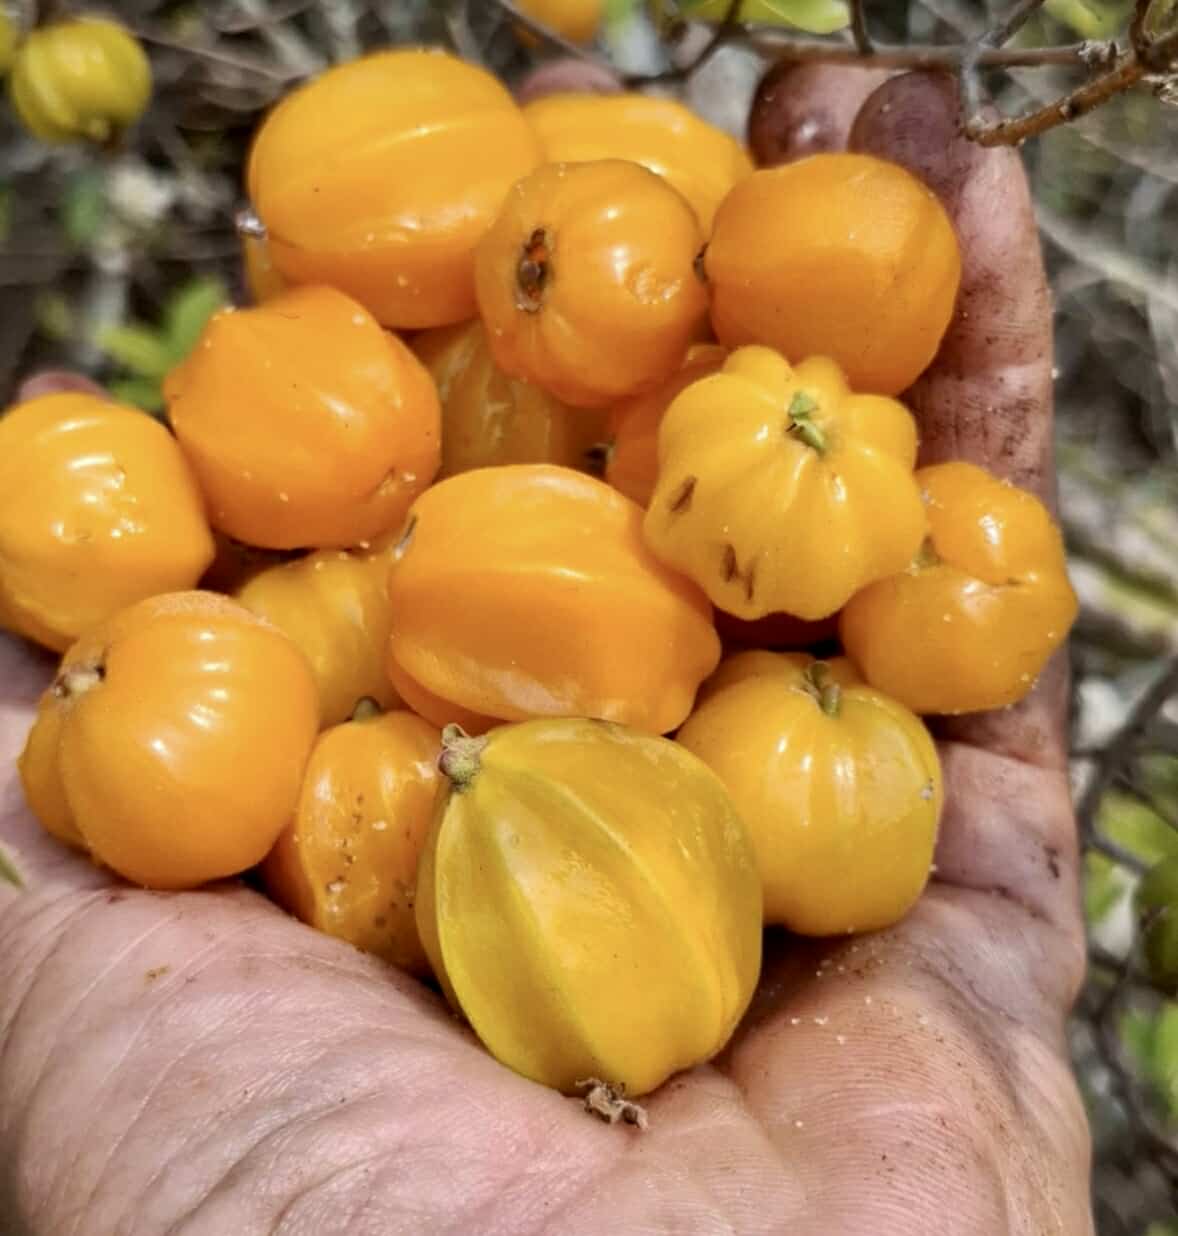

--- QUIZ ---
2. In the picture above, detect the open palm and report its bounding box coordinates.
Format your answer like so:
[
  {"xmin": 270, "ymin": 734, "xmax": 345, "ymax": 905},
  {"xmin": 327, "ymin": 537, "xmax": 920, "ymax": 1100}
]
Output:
[{"xmin": 0, "ymin": 72, "xmax": 1092, "ymax": 1235}]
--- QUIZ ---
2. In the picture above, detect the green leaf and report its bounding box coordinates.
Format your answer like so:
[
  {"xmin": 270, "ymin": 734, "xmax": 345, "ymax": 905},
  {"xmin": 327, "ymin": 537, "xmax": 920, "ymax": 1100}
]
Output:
[
  {"xmin": 60, "ymin": 171, "xmax": 107, "ymax": 249},
  {"xmin": 678, "ymin": 0, "xmax": 849, "ymax": 34},
  {"xmin": 0, "ymin": 845, "xmax": 21, "ymax": 888},
  {"xmin": 1151, "ymin": 1002, "xmax": 1178, "ymax": 1114},
  {"xmin": 1121, "ymin": 1006, "xmax": 1157, "ymax": 1072},
  {"xmin": 162, "ymin": 276, "xmax": 229, "ymax": 361},
  {"xmin": 606, "ymin": 0, "xmax": 642, "ymax": 25},
  {"xmin": 1144, "ymin": 0, "xmax": 1178, "ymax": 36},
  {"xmin": 1099, "ymin": 790, "xmax": 1178, "ymax": 865},
  {"xmin": 95, "ymin": 324, "xmax": 174, "ymax": 381},
  {"xmin": 1084, "ymin": 852, "xmax": 1131, "ymax": 924},
  {"xmin": 107, "ymin": 376, "xmax": 165, "ymax": 415},
  {"xmin": 1120, "ymin": 1002, "xmax": 1178, "ymax": 1121},
  {"xmin": 35, "ymin": 292, "xmax": 74, "ymax": 341},
  {"xmin": 1044, "ymin": 0, "xmax": 1131, "ymax": 37}
]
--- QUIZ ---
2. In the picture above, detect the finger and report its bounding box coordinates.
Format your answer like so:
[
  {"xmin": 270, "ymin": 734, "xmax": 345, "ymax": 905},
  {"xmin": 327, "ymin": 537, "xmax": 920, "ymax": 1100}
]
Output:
[
  {"xmin": 513, "ymin": 57, "xmax": 622, "ymax": 104},
  {"xmin": 14, "ymin": 371, "xmax": 108, "ymax": 404},
  {"xmin": 747, "ymin": 61, "xmax": 891, "ymax": 166},
  {"xmin": 849, "ymin": 72, "xmax": 1067, "ymax": 769},
  {"xmin": 850, "ymin": 72, "xmax": 1055, "ymax": 500}
]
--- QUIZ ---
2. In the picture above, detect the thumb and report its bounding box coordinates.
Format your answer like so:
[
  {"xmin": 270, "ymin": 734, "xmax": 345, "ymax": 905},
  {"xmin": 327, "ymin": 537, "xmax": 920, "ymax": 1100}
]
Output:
[{"xmin": 849, "ymin": 71, "xmax": 1068, "ymax": 769}]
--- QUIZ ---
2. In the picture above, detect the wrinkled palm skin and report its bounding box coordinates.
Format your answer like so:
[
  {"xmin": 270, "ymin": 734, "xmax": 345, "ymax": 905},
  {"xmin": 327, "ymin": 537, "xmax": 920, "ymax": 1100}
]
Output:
[{"xmin": 0, "ymin": 72, "xmax": 1093, "ymax": 1235}]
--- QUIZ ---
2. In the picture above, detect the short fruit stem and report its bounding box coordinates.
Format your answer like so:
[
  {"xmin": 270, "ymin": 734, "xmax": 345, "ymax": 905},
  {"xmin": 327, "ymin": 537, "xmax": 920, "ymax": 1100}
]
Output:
[
  {"xmin": 914, "ymin": 536, "xmax": 942, "ymax": 569},
  {"xmin": 804, "ymin": 661, "xmax": 842, "ymax": 717},
  {"xmin": 350, "ymin": 696, "xmax": 383, "ymax": 722},
  {"xmin": 51, "ymin": 661, "xmax": 105, "ymax": 701},
  {"xmin": 516, "ymin": 227, "xmax": 552, "ymax": 313},
  {"xmin": 438, "ymin": 724, "xmax": 489, "ymax": 790},
  {"xmin": 786, "ymin": 391, "xmax": 826, "ymax": 455},
  {"xmin": 235, "ymin": 207, "xmax": 266, "ymax": 239}
]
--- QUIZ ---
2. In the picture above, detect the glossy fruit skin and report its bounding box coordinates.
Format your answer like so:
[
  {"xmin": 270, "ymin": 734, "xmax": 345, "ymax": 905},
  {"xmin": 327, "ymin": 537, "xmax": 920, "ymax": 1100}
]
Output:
[
  {"xmin": 18, "ymin": 591, "xmax": 319, "ymax": 890},
  {"xmin": 415, "ymin": 717, "xmax": 762, "ymax": 1095},
  {"xmin": 246, "ymin": 49, "xmax": 541, "ymax": 329},
  {"xmin": 678, "ymin": 652, "xmax": 942, "ymax": 934},
  {"xmin": 0, "ymin": 393, "xmax": 215, "ymax": 652},
  {"xmin": 240, "ymin": 232, "xmax": 288, "ymax": 303},
  {"xmin": 235, "ymin": 546, "xmax": 401, "ymax": 727},
  {"xmin": 1137, "ymin": 856, "xmax": 1178, "ymax": 993},
  {"xmin": 697, "ymin": 647, "xmax": 860, "ymax": 704},
  {"xmin": 385, "ymin": 654, "xmax": 501, "ymax": 737},
  {"xmin": 474, "ymin": 159, "xmax": 708, "ymax": 409},
  {"xmin": 387, "ymin": 464, "xmax": 720, "ymax": 734},
  {"xmin": 840, "ymin": 461, "xmax": 1079, "ymax": 715},
  {"xmin": 522, "ymin": 93, "xmax": 753, "ymax": 233},
  {"xmin": 412, "ymin": 319, "xmax": 608, "ymax": 478},
  {"xmin": 604, "ymin": 343, "xmax": 726, "ymax": 508},
  {"xmin": 9, "ymin": 17, "xmax": 150, "ymax": 144},
  {"xmin": 516, "ymin": 0, "xmax": 603, "ymax": 42},
  {"xmin": 644, "ymin": 346, "xmax": 927, "ymax": 621},
  {"xmin": 165, "ymin": 285, "xmax": 441, "ymax": 550},
  {"xmin": 18, "ymin": 692, "xmax": 81, "ymax": 848},
  {"xmin": 263, "ymin": 708, "xmax": 442, "ymax": 973},
  {"xmin": 705, "ymin": 152, "xmax": 962, "ymax": 396}
]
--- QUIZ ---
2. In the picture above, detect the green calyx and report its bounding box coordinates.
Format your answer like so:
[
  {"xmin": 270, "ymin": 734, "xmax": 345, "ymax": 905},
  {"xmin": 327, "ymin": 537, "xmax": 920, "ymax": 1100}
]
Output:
[
  {"xmin": 913, "ymin": 536, "xmax": 942, "ymax": 570},
  {"xmin": 438, "ymin": 723, "xmax": 489, "ymax": 790},
  {"xmin": 786, "ymin": 390, "xmax": 826, "ymax": 454},
  {"xmin": 350, "ymin": 696, "xmax": 383, "ymax": 722},
  {"xmin": 803, "ymin": 661, "xmax": 842, "ymax": 717}
]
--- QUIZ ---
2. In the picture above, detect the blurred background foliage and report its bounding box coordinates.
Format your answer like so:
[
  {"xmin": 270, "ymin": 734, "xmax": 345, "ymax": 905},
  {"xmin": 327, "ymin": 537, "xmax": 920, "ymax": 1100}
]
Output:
[{"xmin": 0, "ymin": 0, "xmax": 1176, "ymax": 1230}]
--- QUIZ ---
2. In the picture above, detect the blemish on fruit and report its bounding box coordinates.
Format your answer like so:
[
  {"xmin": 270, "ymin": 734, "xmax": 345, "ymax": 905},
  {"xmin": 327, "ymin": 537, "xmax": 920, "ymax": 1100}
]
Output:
[{"xmin": 667, "ymin": 475, "xmax": 696, "ymax": 515}]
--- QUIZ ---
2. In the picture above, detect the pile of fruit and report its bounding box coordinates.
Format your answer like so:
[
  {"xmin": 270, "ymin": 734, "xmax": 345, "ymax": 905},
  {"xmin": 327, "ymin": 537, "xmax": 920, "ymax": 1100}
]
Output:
[{"xmin": 0, "ymin": 46, "xmax": 1078, "ymax": 1103}]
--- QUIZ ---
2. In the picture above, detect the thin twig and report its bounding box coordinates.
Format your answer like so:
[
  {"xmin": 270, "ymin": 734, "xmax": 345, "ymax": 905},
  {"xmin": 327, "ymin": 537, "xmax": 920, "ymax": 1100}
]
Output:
[
  {"xmin": 746, "ymin": 30, "xmax": 1108, "ymax": 70},
  {"xmin": 1130, "ymin": 0, "xmax": 1152, "ymax": 51},
  {"xmin": 213, "ymin": 0, "xmax": 319, "ymax": 34},
  {"xmin": 1114, "ymin": 770, "xmax": 1178, "ymax": 833},
  {"xmin": 624, "ymin": 0, "xmax": 746, "ymax": 86},
  {"xmin": 1077, "ymin": 656, "xmax": 1178, "ymax": 848},
  {"xmin": 1038, "ymin": 203, "xmax": 1178, "ymax": 318},
  {"xmin": 1088, "ymin": 953, "xmax": 1178, "ymax": 1173},
  {"xmin": 967, "ymin": 48, "xmax": 1147, "ymax": 145},
  {"xmin": 130, "ymin": 24, "xmax": 299, "ymax": 82},
  {"xmin": 1088, "ymin": 943, "xmax": 1150, "ymax": 985},
  {"xmin": 985, "ymin": 0, "xmax": 1050, "ymax": 48},
  {"xmin": 1089, "ymin": 833, "xmax": 1151, "ymax": 876},
  {"xmin": 444, "ymin": 0, "xmax": 487, "ymax": 64},
  {"xmin": 959, "ymin": 0, "xmax": 1049, "ymax": 129},
  {"xmin": 1146, "ymin": 717, "xmax": 1178, "ymax": 752},
  {"xmin": 848, "ymin": 0, "xmax": 873, "ymax": 54}
]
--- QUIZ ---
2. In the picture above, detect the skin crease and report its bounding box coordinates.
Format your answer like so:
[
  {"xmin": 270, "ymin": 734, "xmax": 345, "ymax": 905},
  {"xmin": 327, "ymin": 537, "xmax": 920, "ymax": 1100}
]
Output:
[{"xmin": 0, "ymin": 71, "xmax": 1093, "ymax": 1234}]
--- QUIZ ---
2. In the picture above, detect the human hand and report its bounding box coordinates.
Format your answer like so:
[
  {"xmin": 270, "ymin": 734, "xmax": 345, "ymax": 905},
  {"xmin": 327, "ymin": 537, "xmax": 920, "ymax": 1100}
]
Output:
[{"xmin": 0, "ymin": 70, "xmax": 1092, "ymax": 1235}]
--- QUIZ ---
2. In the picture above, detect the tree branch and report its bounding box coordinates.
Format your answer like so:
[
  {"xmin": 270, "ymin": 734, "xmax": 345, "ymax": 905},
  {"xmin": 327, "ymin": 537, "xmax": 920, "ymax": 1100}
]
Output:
[
  {"xmin": 624, "ymin": 0, "xmax": 747, "ymax": 86},
  {"xmin": 965, "ymin": 48, "xmax": 1148, "ymax": 145},
  {"xmin": 1087, "ymin": 956, "xmax": 1178, "ymax": 1175},
  {"xmin": 746, "ymin": 30, "xmax": 1110, "ymax": 70},
  {"xmin": 1114, "ymin": 770, "xmax": 1178, "ymax": 833},
  {"xmin": 848, "ymin": 0, "xmax": 873, "ymax": 55},
  {"xmin": 1077, "ymin": 656, "xmax": 1178, "ymax": 854},
  {"xmin": 1089, "ymin": 833, "xmax": 1151, "ymax": 876}
]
